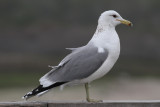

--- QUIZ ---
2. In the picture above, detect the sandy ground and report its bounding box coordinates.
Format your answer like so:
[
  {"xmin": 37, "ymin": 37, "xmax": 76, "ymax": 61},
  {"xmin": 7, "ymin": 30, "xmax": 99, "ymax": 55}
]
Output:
[{"xmin": 1, "ymin": 77, "xmax": 160, "ymax": 102}]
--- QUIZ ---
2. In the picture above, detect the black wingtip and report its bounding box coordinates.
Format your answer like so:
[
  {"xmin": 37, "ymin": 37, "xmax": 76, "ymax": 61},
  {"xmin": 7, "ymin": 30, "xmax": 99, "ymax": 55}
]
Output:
[
  {"xmin": 22, "ymin": 85, "xmax": 44, "ymax": 100},
  {"xmin": 22, "ymin": 82, "xmax": 67, "ymax": 100},
  {"xmin": 22, "ymin": 91, "xmax": 33, "ymax": 100}
]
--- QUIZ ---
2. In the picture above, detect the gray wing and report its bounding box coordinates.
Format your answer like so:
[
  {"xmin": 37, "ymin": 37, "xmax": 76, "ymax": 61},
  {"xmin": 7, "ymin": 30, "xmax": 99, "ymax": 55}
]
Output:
[{"xmin": 41, "ymin": 45, "xmax": 108, "ymax": 83}]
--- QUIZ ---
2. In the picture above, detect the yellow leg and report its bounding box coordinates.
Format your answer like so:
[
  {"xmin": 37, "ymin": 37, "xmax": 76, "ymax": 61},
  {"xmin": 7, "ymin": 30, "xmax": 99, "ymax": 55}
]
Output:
[{"xmin": 85, "ymin": 83, "xmax": 102, "ymax": 102}]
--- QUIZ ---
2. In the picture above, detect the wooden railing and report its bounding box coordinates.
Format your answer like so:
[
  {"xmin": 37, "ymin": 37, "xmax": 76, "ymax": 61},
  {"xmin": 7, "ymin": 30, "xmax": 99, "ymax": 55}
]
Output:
[{"xmin": 0, "ymin": 100, "xmax": 160, "ymax": 107}]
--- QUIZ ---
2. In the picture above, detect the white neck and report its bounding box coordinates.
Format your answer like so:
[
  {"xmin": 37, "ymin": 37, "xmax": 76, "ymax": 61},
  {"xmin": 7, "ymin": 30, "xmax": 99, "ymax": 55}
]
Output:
[{"xmin": 88, "ymin": 24, "xmax": 119, "ymax": 48}]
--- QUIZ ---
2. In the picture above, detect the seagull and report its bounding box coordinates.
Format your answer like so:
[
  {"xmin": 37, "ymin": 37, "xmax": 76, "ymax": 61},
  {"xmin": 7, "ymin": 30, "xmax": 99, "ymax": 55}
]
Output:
[{"xmin": 22, "ymin": 10, "xmax": 132, "ymax": 102}]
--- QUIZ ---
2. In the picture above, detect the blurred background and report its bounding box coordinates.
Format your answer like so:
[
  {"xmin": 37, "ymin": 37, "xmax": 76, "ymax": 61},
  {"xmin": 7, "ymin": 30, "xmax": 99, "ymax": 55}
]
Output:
[{"xmin": 0, "ymin": 0, "xmax": 160, "ymax": 101}]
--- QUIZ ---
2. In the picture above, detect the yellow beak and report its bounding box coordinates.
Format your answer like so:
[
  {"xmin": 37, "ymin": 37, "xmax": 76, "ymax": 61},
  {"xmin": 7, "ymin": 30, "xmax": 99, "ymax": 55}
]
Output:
[{"xmin": 117, "ymin": 19, "xmax": 133, "ymax": 27}]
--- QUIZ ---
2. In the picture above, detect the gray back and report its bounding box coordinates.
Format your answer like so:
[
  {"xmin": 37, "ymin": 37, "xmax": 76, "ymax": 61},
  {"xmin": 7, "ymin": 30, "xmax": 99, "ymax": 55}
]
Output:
[{"xmin": 45, "ymin": 45, "xmax": 108, "ymax": 82}]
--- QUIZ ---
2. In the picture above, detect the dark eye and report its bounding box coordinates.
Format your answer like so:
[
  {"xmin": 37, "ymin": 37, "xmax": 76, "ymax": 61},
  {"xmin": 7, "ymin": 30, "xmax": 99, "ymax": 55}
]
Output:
[{"xmin": 112, "ymin": 15, "xmax": 117, "ymax": 18}]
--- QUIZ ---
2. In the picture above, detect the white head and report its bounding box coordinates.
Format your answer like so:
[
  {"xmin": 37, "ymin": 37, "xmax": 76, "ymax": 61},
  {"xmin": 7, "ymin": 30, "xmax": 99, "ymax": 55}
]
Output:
[{"xmin": 98, "ymin": 10, "xmax": 132, "ymax": 27}]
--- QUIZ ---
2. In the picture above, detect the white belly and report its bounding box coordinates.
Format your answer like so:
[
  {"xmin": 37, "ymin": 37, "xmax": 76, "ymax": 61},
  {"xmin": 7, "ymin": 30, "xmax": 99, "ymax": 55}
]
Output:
[
  {"xmin": 81, "ymin": 39, "xmax": 120, "ymax": 83},
  {"xmin": 81, "ymin": 51, "xmax": 120, "ymax": 83}
]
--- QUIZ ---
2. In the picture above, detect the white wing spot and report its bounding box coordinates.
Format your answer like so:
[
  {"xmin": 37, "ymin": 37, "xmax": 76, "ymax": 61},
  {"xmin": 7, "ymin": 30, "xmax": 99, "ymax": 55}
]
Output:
[{"xmin": 98, "ymin": 47, "xmax": 105, "ymax": 53}]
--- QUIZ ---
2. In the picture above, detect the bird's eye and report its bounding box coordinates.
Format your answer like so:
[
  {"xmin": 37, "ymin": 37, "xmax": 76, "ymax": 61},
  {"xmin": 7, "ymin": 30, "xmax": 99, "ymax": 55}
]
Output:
[{"xmin": 112, "ymin": 15, "xmax": 117, "ymax": 18}]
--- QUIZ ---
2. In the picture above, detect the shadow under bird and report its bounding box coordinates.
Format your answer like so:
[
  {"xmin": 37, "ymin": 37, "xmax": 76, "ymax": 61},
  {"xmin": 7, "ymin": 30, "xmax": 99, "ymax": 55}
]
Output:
[{"xmin": 22, "ymin": 10, "xmax": 132, "ymax": 102}]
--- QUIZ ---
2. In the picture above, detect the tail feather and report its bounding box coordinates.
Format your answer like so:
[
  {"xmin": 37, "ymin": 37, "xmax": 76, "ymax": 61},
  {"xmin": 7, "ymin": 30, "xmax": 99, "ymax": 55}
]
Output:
[{"xmin": 22, "ymin": 82, "xmax": 66, "ymax": 100}]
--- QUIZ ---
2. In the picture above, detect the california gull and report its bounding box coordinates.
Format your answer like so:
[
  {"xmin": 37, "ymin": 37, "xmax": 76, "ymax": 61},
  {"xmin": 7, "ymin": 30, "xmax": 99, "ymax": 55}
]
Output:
[{"xmin": 22, "ymin": 10, "xmax": 132, "ymax": 102}]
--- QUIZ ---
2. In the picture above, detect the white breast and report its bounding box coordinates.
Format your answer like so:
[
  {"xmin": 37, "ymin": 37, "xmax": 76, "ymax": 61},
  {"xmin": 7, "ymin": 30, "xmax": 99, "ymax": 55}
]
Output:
[{"xmin": 81, "ymin": 29, "xmax": 120, "ymax": 83}]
